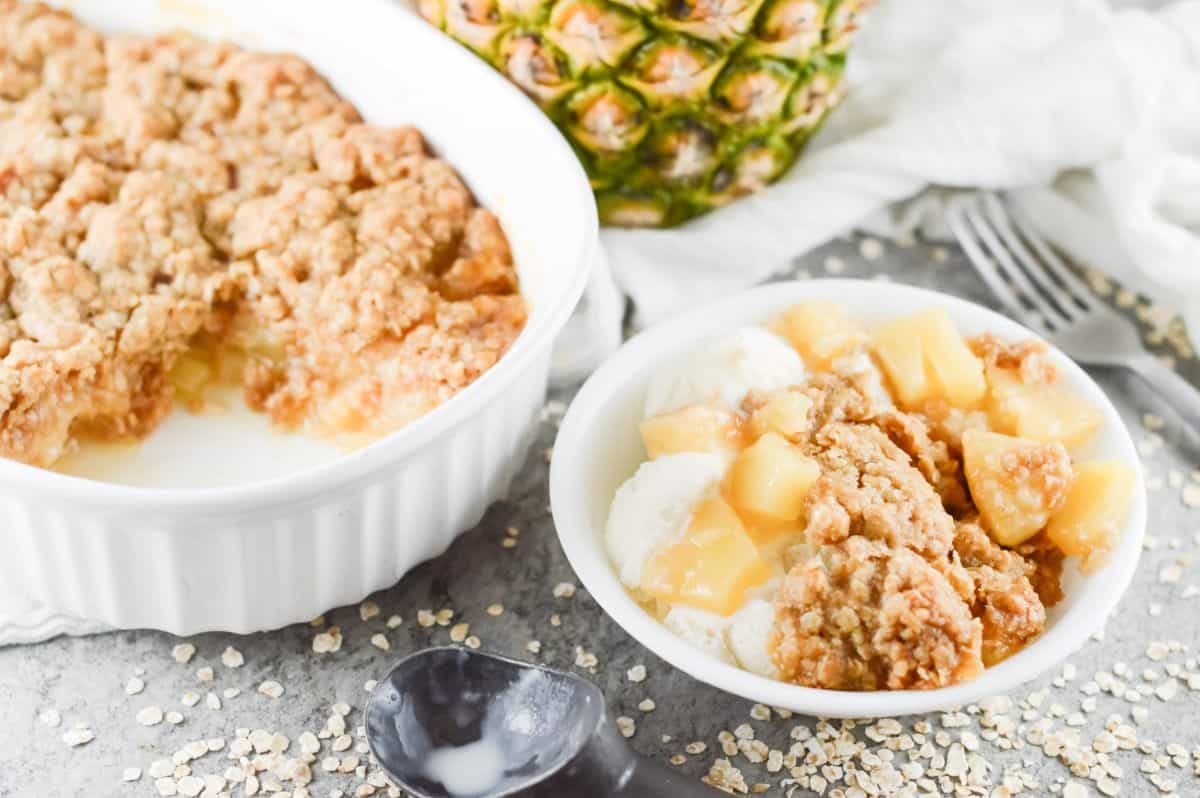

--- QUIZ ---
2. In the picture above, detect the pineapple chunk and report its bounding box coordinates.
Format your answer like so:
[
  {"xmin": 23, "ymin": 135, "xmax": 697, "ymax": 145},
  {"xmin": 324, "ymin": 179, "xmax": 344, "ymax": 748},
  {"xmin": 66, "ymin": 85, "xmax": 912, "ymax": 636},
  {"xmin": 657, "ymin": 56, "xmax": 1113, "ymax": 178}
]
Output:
[
  {"xmin": 641, "ymin": 403, "xmax": 745, "ymax": 459},
  {"xmin": 745, "ymin": 389, "xmax": 812, "ymax": 443},
  {"xmin": 169, "ymin": 350, "xmax": 215, "ymax": 405},
  {"xmin": 1047, "ymin": 460, "xmax": 1136, "ymax": 570},
  {"xmin": 986, "ymin": 366, "xmax": 1103, "ymax": 449},
  {"xmin": 963, "ymin": 429, "xmax": 1072, "ymax": 547},
  {"xmin": 871, "ymin": 309, "xmax": 987, "ymax": 408},
  {"xmin": 642, "ymin": 495, "xmax": 771, "ymax": 616},
  {"xmin": 728, "ymin": 432, "xmax": 820, "ymax": 522},
  {"xmin": 774, "ymin": 302, "xmax": 866, "ymax": 368}
]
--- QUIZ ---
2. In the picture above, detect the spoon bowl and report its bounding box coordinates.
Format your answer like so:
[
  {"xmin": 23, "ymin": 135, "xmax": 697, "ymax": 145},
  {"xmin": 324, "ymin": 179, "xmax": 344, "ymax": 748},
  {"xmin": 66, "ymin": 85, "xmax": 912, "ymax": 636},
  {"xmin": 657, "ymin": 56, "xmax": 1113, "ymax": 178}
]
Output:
[{"xmin": 365, "ymin": 647, "xmax": 722, "ymax": 798}]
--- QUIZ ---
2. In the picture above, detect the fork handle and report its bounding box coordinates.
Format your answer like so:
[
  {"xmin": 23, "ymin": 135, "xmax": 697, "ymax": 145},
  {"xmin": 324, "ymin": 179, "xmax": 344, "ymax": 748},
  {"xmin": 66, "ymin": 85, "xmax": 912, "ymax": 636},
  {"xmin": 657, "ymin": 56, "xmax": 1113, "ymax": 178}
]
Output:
[{"xmin": 1128, "ymin": 355, "xmax": 1200, "ymax": 437}]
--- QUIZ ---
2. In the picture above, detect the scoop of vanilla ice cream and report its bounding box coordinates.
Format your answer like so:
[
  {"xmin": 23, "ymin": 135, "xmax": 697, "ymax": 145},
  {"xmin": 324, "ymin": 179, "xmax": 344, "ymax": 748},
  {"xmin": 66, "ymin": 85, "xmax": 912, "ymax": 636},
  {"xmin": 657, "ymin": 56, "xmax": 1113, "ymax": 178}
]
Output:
[
  {"xmin": 663, "ymin": 606, "xmax": 735, "ymax": 665},
  {"xmin": 605, "ymin": 452, "xmax": 727, "ymax": 588},
  {"xmin": 726, "ymin": 599, "xmax": 778, "ymax": 679},
  {"xmin": 644, "ymin": 327, "xmax": 806, "ymax": 418}
]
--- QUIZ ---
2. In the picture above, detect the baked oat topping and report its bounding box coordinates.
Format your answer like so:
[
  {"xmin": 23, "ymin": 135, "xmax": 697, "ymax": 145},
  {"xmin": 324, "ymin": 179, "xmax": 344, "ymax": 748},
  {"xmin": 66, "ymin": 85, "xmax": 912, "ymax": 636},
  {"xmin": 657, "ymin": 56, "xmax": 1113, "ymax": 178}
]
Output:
[
  {"xmin": 772, "ymin": 536, "xmax": 984, "ymax": 691},
  {"xmin": 0, "ymin": 2, "xmax": 524, "ymax": 467}
]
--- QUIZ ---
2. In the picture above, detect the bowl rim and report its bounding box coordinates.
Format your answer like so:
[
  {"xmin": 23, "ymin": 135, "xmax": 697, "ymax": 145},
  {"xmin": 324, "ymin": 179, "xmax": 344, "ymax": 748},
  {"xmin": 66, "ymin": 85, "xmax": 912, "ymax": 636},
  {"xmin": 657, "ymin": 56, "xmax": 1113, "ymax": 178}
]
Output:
[
  {"xmin": 550, "ymin": 278, "xmax": 1147, "ymax": 718},
  {"xmin": 0, "ymin": 1, "xmax": 598, "ymax": 513}
]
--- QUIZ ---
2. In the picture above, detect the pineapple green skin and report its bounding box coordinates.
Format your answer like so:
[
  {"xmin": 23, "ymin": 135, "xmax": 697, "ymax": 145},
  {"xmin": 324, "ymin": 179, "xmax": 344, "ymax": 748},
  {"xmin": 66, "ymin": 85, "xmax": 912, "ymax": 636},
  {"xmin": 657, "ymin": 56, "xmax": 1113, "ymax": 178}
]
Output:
[{"xmin": 420, "ymin": 0, "xmax": 870, "ymax": 227}]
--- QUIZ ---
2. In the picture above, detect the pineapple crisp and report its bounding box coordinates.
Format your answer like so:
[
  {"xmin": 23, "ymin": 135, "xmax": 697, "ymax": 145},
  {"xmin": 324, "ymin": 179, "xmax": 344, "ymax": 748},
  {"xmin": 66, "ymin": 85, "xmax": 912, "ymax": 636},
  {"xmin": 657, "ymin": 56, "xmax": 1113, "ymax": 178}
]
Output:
[
  {"xmin": 609, "ymin": 304, "xmax": 1136, "ymax": 691},
  {"xmin": 0, "ymin": 3, "xmax": 524, "ymax": 467}
]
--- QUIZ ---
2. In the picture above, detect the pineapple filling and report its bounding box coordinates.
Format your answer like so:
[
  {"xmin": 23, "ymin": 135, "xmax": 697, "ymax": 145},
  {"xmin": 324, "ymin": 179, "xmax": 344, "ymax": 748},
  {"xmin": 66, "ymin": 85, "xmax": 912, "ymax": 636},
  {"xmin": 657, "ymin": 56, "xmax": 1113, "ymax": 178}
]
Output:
[
  {"xmin": 605, "ymin": 303, "xmax": 1137, "ymax": 690},
  {"xmin": 0, "ymin": 6, "xmax": 525, "ymax": 470}
]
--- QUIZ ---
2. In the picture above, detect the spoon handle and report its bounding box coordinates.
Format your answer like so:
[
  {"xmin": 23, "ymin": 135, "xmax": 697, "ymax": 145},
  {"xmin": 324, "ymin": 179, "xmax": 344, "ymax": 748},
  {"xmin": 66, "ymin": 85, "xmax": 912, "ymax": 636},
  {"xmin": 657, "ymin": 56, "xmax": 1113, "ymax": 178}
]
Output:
[{"xmin": 619, "ymin": 754, "xmax": 726, "ymax": 797}]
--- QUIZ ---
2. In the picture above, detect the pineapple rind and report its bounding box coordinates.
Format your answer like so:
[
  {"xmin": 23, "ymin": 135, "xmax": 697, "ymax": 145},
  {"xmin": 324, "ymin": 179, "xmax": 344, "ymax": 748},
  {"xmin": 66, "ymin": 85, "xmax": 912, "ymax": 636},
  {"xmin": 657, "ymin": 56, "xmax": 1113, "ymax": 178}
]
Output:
[{"xmin": 422, "ymin": 0, "xmax": 865, "ymax": 226}]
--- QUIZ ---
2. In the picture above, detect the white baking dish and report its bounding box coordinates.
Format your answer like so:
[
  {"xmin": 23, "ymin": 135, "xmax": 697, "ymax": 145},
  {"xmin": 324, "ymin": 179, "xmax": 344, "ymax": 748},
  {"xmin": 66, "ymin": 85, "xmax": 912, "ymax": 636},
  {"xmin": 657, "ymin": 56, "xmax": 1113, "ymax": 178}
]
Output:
[
  {"xmin": 550, "ymin": 280, "xmax": 1146, "ymax": 717},
  {"xmin": 0, "ymin": 0, "xmax": 597, "ymax": 634}
]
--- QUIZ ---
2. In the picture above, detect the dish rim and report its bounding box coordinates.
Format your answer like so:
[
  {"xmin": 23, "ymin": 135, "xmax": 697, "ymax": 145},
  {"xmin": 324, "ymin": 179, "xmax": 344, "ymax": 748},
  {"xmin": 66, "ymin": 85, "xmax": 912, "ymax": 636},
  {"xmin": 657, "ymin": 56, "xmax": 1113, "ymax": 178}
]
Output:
[
  {"xmin": 0, "ymin": 0, "xmax": 599, "ymax": 512},
  {"xmin": 550, "ymin": 278, "xmax": 1147, "ymax": 718}
]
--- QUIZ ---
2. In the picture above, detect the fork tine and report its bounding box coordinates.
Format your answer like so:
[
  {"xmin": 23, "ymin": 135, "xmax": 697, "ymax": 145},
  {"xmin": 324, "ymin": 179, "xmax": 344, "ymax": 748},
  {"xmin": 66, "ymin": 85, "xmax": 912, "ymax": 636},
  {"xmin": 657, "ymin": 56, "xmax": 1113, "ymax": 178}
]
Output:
[
  {"xmin": 955, "ymin": 195, "xmax": 1069, "ymax": 332},
  {"xmin": 992, "ymin": 193, "xmax": 1102, "ymax": 314},
  {"xmin": 944, "ymin": 196, "xmax": 1052, "ymax": 336},
  {"xmin": 979, "ymin": 193, "xmax": 1085, "ymax": 323}
]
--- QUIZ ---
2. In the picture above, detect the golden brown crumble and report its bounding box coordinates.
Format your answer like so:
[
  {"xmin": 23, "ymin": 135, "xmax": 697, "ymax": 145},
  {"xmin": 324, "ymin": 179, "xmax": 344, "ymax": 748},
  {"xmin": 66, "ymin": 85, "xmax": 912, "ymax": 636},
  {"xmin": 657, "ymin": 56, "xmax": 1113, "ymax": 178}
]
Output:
[
  {"xmin": 772, "ymin": 535, "xmax": 984, "ymax": 691},
  {"xmin": 1016, "ymin": 532, "xmax": 1067, "ymax": 607},
  {"xmin": 969, "ymin": 333, "xmax": 1057, "ymax": 384},
  {"xmin": 803, "ymin": 421, "xmax": 957, "ymax": 562},
  {"xmin": 952, "ymin": 518, "xmax": 1046, "ymax": 666},
  {"xmin": 0, "ymin": 3, "xmax": 524, "ymax": 466},
  {"xmin": 773, "ymin": 369, "xmax": 1067, "ymax": 690}
]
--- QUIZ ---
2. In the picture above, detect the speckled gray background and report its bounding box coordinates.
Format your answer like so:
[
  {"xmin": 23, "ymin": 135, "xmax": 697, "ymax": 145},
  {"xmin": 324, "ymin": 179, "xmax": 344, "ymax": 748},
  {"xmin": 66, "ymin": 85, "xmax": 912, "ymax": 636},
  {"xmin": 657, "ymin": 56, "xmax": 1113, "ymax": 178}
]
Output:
[{"xmin": 1, "ymin": 236, "xmax": 1198, "ymax": 797}]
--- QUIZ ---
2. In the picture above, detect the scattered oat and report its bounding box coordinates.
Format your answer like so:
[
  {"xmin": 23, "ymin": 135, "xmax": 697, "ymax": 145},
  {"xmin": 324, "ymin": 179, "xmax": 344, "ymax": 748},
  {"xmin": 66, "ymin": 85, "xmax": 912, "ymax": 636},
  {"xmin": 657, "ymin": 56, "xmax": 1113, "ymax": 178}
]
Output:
[
  {"xmin": 627, "ymin": 665, "xmax": 647, "ymax": 683},
  {"xmin": 165, "ymin": 711, "xmax": 183, "ymax": 725},
  {"xmin": 704, "ymin": 758, "xmax": 748, "ymax": 794},
  {"xmin": 196, "ymin": 667, "xmax": 214, "ymax": 683},
  {"xmin": 858, "ymin": 237, "xmax": 884, "ymax": 261},
  {"xmin": 176, "ymin": 775, "xmax": 203, "ymax": 797},
  {"xmin": 258, "ymin": 681, "xmax": 284, "ymax": 699},
  {"xmin": 450, "ymin": 623, "xmax": 470, "ymax": 643},
  {"xmin": 223, "ymin": 687, "xmax": 240, "ymax": 699},
  {"xmin": 486, "ymin": 603, "xmax": 504, "ymax": 616},
  {"xmin": 124, "ymin": 676, "xmax": 145, "ymax": 695},
  {"xmin": 62, "ymin": 726, "xmax": 94, "ymax": 747},
  {"xmin": 1063, "ymin": 782, "xmax": 1089, "ymax": 798},
  {"xmin": 553, "ymin": 582, "xmax": 576, "ymax": 599},
  {"xmin": 136, "ymin": 706, "xmax": 164, "ymax": 726},
  {"xmin": 370, "ymin": 633, "xmax": 390, "ymax": 652},
  {"xmin": 417, "ymin": 610, "xmax": 436, "ymax": 628},
  {"xmin": 172, "ymin": 643, "xmax": 196, "ymax": 664},
  {"xmin": 39, "ymin": 709, "xmax": 61, "ymax": 728},
  {"xmin": 386, "ymin": 614, "xmax": 403, "ymax": 629},
  {"xmin": 465, "ymin": 635, "xmax": 481, "ymax": 649},
  {"xmin": 526, "ymin": 640, "xmax": 542, "ymax": 655},
  {"xmin": 638, "ymin": 699, "xmax": 656, "ymax": 712},
  {"xmin": 122, "ymin": 767, "xmax": 141, "ymax": 782},
  {"xmin": 574, "ymin": 647, "xmax": 597, "ymax": 669},
  {"xmin": 205, "ymin": 692, "xmax": 221, "ymax": 710},
  {"xmin": 220, "ymin": 646, "xmax": 244, "ymax": 668},
  {"xmin": 313, "ymin": 626, "xmax": 344, "ymax": 654},
  {"xmin": 616, "ymin": 716, "xmax": 636, "ymax": 738},
  {"xmin": 359, "ymin": 600, "xmax": 381, "ymax": 622}
]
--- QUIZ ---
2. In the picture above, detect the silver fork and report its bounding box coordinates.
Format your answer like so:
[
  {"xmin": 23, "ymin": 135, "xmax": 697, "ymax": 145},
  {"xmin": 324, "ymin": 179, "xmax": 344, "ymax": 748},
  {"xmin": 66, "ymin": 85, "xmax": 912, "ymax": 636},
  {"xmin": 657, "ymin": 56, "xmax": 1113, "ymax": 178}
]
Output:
[{"xmin": 944, "ymin": 191, "xmax": 1200, "ymax": 433}]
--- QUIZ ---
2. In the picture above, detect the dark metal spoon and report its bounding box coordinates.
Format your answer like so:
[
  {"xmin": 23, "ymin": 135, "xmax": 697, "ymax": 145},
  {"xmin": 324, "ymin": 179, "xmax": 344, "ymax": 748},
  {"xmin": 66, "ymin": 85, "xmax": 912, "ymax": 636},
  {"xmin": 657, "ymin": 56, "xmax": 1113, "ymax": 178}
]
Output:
[{"xmin": 365, "ymin": 647, "xmax": 724, "ymax": 798}]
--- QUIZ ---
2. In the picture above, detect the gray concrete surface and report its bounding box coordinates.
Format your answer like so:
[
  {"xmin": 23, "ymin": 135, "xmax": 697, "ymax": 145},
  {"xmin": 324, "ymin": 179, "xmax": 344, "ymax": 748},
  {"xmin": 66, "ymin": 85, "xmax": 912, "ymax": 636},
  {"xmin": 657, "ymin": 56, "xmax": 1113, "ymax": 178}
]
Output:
[{"xmin": 1, "ymin": 236, "xmax": 1198, "ymax": 797}]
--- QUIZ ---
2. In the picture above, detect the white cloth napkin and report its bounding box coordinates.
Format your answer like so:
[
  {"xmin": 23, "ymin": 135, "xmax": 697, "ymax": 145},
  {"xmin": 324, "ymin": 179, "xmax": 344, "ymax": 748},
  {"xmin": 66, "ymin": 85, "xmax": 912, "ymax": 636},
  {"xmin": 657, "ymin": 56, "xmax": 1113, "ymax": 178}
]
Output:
[{"xmin": 598, "ymin": 0, "xmax": 1200, "ymax": 333}]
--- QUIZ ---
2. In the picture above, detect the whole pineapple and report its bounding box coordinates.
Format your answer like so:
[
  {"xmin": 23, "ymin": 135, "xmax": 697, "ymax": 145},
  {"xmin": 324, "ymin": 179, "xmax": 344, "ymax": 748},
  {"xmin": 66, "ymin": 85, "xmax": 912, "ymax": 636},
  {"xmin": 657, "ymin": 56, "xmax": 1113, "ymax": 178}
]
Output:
[{"xmin": 418, "ymin": 0, "xmax": 871, "ymax": 227}]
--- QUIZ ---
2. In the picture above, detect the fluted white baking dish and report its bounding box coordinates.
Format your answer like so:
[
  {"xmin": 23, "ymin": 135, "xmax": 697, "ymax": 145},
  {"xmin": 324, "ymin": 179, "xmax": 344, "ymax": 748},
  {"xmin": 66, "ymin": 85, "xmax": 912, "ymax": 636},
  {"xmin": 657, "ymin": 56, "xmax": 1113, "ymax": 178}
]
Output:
[{"xmin": 0, "ymin": 0, "xmax": 597, "ymax": 634}]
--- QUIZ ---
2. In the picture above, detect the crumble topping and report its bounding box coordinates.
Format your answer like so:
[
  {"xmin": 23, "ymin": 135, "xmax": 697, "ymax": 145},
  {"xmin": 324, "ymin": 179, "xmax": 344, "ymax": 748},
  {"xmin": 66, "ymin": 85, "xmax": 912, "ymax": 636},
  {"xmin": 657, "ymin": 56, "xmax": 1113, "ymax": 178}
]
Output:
[
  {"xmin": 772, "ymin": 535, "xmax": 984, "ymax": 691},
  {"xmin": 0, "ymin": 2, "xmax": 524, "ymax": 466},
  {"xmin": 953, "ymin": 518, "xmax": 1047, "ymax": 666},
  {"xmin": 803, "ymin": 421, "xmax": 957, "ymax": 562},
  {"xmin": 969, "ymin": 333, "xmax": 1057, "ymax": 384}
]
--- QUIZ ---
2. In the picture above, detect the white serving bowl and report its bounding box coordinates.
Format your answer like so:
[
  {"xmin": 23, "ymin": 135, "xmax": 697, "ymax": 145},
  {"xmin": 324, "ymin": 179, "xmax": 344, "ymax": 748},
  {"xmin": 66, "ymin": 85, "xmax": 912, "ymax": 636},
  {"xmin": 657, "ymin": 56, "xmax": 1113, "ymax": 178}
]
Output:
[
  {"xmin": 550, "ymin": 279, "xmax": 1146, "ymax": 718},
  {"xmin": 0, "ymin": 0, "xmax": 597, "ymax": 634}
]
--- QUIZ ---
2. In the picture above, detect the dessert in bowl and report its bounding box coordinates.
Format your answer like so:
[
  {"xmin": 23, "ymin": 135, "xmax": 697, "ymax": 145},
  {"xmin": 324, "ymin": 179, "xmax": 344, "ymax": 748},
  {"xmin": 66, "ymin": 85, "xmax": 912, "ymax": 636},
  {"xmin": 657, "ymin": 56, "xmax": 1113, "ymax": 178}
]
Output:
[
  {"xmin": 551, "ymin": 280, "xmax": 1145, "ymax": 717},
  {"xmin": 0, "ymin": 0, "xmax": 597, "ymax": 634}
]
